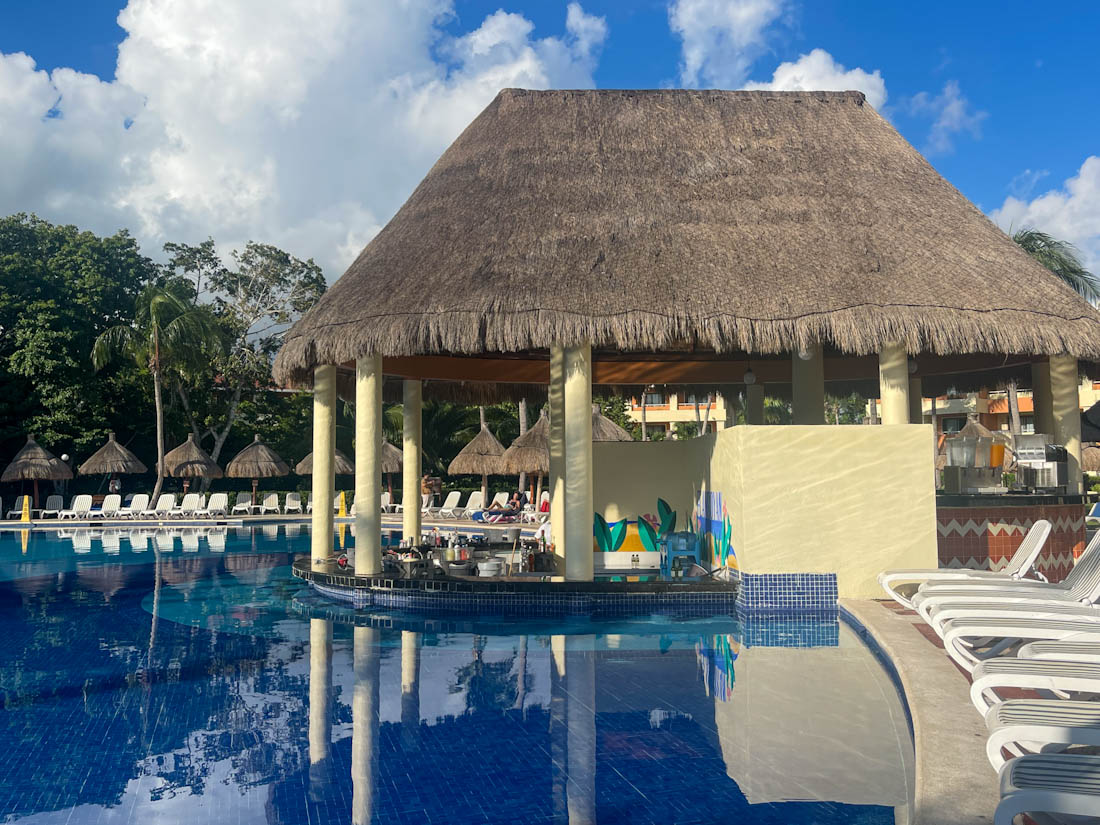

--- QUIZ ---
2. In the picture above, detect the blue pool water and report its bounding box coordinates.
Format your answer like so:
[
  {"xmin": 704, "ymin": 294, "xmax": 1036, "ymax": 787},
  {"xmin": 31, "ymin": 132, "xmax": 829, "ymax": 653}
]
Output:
[{"xmin": 0, "ymin": 527, "xmax": 913, "ymax": 824}]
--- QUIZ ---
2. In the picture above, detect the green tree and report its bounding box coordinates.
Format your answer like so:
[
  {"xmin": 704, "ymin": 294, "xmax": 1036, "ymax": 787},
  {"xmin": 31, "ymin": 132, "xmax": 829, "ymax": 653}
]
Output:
[
  {"xmin": 163, "ymin": 240, "xmax": 326, "ymax": 471},
  {"xmin": 1006, "ymin": 228, "xmax": 1100, "ymax": 433},
  {"xmin": 0, "ymin": 214, "xmax": 157, "ymax": 456},
  {"xmin": 93, "ymin": 284, "xmax": 223, "ymax": 500}
]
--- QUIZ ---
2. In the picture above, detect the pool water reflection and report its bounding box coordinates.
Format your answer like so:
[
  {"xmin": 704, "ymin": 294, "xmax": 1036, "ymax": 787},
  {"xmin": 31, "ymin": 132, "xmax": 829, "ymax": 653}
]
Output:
[{"xmin": 0, "ymin": 528, "xmax": 912, "ymax": 824}]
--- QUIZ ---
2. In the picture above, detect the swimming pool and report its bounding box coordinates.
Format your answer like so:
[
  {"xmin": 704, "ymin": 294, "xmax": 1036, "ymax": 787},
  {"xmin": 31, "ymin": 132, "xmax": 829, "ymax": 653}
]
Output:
[{"xmin": 0, "ymin": 527, "xmax": 913, "ymax": 824}]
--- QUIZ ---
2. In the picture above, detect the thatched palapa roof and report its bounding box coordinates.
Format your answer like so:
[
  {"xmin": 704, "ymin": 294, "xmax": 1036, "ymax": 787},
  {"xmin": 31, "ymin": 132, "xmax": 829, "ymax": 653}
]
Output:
[
  {"xmin": 592, "ymin": 405, "xmax": 634, "ymax": 442},
  {"xmin": 295, "ymin": 448, "xmax": 355, "ymax": 475},
  {"xmin": 500, "ymin": 412, "xmax": 549, "ymax": 475},
  {"xmin": 1, "ymin": 436, "xmax": 73, "ymax": 482},
  {"xmin": 226, "ymin": 435, "xmax": 290, "ymax": 479},
  {"xmin": 448, "ymin": 426, "xmax": 505, "ymax": 476},
  {"xmin": 78, "ymin": 432, "xmax": 148, "ymax": 475},
  {"xmin": 163, "ymin": 434, "xmax": 223, "ymax": 478},
  {"xmin": 275, "ymin": 89, "xmax": 1100, "ymax": 388}
]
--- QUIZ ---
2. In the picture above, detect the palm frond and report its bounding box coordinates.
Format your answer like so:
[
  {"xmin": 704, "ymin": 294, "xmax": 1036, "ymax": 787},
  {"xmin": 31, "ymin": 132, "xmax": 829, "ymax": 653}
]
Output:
[
  {"xmin": 1013, "ymin": 228, "xmax": 1100, "ymax": 303},
  {"xmin": 92, "ymin": 324, "xmax": 139, "ymax": 371}
]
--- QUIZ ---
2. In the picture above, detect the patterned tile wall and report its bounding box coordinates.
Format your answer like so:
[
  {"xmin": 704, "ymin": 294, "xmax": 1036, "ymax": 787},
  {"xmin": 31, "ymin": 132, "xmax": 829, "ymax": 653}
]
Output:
[
  {"xmin": 937, "ymin": 503, "xmax": 1085, "ymax": 582},
  {"xmin": 732, "ymin": 572, "xmax": 838, "ymax": 613}
]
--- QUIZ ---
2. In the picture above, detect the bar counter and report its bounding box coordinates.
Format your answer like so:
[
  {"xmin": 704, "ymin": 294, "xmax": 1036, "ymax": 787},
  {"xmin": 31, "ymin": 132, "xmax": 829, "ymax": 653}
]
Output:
[{"xmin": 935, "ymin": 493, "xmax": 1087, "ymax": 582}]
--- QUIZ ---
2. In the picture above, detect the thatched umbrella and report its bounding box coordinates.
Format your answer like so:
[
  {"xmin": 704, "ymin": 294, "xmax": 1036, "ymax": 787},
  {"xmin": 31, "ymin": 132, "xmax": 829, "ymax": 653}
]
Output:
[
  {"xmin": 295, "ymin": 448, "xmax": 355, "ymax": 476},
  {"xmin": 78, "ymin": 432, "xmax": 148, "ymax": 479},
  {"xmin": 226, "ymin": 434, "xmax": 290, "ymax": 506},
  {"xmin": 1, "ymin": 435, "xmax": 73, "ymax": 509},
  {"xmin": 381, "ymin": 440, "xmax": 402, "ymax": 496},
  {"xmin": 1083, "ymin": 445, "xmax": 1100, "ymax": 474},
  {"xmin": 592, "ymin": 405, "xmax": 634, "ymax": 442},
  {"xmin": 448, "ymin": 426, "xmax": 505, "ymax": 506},
  {"xmin": 163, "ymin": 433, "xmax": 223, "ymax": 492},
  {"xmin": 957, "ymin": 419, "xmax": 995, "ymax": 439},
  {"xmin": 501, "ymin": 411, "xmax": 549, "ymax": 505}
]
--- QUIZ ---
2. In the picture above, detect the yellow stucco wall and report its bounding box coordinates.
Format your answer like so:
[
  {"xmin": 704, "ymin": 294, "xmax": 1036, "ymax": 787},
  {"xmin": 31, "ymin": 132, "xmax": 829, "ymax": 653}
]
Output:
[
  {"xmin": 712, "ymin": 424, "xmax": 938, "ymax": 598},
  {"xmin": 591, "ymin": 425, "xmax": 937, "ymax": 599}
]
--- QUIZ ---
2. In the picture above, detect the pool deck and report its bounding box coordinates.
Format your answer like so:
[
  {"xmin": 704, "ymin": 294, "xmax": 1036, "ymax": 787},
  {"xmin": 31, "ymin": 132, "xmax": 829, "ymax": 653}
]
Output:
[{"xmin": 842, "ymin": 598, "xmax": 998, "ymax": 825}]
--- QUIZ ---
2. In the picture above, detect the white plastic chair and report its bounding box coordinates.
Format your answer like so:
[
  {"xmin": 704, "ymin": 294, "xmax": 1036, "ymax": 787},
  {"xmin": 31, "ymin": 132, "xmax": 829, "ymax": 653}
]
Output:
[
  {"xmin": 306, "ymin": 492, "xmax": 314, "ymax": 513},
  {"xmin": 173, "ymin": 493, "xmax": 203, "ymax": 518},
  {"xmin": 995, "ymin": 753, "xmax": 1100, "ymax": 824},
  {"xmin": 91, "ymin": 494, "xmax": 122, "ymax": 519},
  {"xmin": 6, "ymin": 495, "xmax": 30, "ymax": 519},
  {"xmin": 438, "ymin": 491, "xmax": 463, "ymax": 518},
  {"xmin": 59, "ymin": 495, "xmax": 93, "ymax": 520},
  {"xmin": 284, "ymin": 492, "xmax": 303, "ymax": 514},
  {"xmin": 37, "ymin": 494, "xmax": 64, "ymax": 518},
  {"xmin": 141, "ymin": 494, "xmax": 176, "ymax": 518},
  {"xmin": 119, "ymin": 494, "xmax": 149, "ymax": 519},
  {"xmin": 380, "ymin": 492, "xmax": 392, "ymax": 513},
  {"xmin": 231, "ymin": 492, "xmax": 253, "ymax": 515},
  {"xmin": 258, "ymin": 492, "xmax": 280, "ymax": 515},
  {"xmin": 197, "ymin": 492, "xmax": 228, "ymax": 517},
  {"xmin": 461, "ymin": 491, "xmax": 483, "ymax": 516}
]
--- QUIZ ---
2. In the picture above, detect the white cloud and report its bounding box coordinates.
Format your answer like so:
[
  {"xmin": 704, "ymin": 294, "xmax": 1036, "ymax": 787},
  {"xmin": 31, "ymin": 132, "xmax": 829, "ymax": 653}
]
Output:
[
  {"xmin": 906, "ymin": 80, "xmax": 987, "ymax": 154},
  {"xmin": 743, "ymin": 48, "xmax": 887, "ymax": 109},
  {"xmin": 669, "ymin": 0, "xmax": 786, "ymax": 88},
  {"xmin": 0, "ymin": 0, "xmax": 608, "ymax": 279},
  {"xmin": 991, "ymin": 156, "xmax": 1100, "ymax": 274}
]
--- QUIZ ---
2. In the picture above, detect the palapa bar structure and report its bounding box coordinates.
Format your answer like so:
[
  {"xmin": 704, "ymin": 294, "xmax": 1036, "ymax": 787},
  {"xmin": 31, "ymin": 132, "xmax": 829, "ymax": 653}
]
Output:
[{"xmin": 276, "ymin": 89, "xmax": 1100, "ymax": 594}]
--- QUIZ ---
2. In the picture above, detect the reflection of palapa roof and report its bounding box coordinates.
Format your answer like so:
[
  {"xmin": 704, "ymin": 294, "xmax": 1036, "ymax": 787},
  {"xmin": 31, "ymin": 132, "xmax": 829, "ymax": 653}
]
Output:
[
  {"xmin": 78, "ymin": 432, "xmax": 148, "ymax": 475},
  {"xmin": 448, "ymin": 426, "xmax": 505, "ymax": 476},
  {"xmin": 2, "ymin": 436, "xmax": 73, "ymax": 482},
  {"xmin": 276, "ymin": 88, "xmax": 1100, "ymax": 386}
]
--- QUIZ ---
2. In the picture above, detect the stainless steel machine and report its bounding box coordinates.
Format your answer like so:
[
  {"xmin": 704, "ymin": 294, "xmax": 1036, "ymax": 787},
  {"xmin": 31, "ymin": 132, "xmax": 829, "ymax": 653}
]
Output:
[
  {"xmin": 942, "ymin": 432, "xmax": 1004, "ymax": 494},
  {"xmin": 1014, "ymin": 434, "xmax": 1069, "ymax": 493}
]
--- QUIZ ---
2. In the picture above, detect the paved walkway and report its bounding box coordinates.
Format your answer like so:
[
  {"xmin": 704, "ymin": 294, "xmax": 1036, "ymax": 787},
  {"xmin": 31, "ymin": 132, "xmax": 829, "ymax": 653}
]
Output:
[{"xmin": 842, "ymin": 599, "xmax": 998, "ymax": 825}]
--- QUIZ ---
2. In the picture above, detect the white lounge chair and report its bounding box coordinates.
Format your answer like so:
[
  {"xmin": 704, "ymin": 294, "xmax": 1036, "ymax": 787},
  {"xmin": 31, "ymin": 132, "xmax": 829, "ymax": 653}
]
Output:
[
  {"xmin": 421, "ymin": 493, "xmax": 438, "ymax": 518},
  {"xmin": 119, "ymin": 493, "xmax": 149, "ymax": 519},
  {"xmin": 941, "ymin": 615, "xmax": 1100, "ymax": 672},
  {"xmin": 880, "ymin": 519, "xmax": 1052, "ymax": 608},
  {"xmin": 916, "ymin": 533, "xmax": 1100, "ymax": 636},
  {"xmin": 37, "ymin": 494, "xmax": 64, "ymax": 518},
  {"xmin": 231, "ymin": 492, "xmax": 254, "ymax": 515},
  {"xmin": 458, "ymin": 491, "xmax": 482, "ymax": 518},
  {"xmin": 970, "ymin": 657, "xmax": 1100, "ymax": 714},
  {"xmin": 984, "ymin": 698, "xmax": 1100, "ymax": 770},
  {"xmin": 5, "ymin": 495, "xmax": 30, "ymax": 519},
  {"xmin": 306, "ymin": 492, "xmax": 314, "ymax": 513},
  {"xmin": 258, "ymin": 492, "xmax": 280, "ymax": 515},
  {"xmin": 59, "ymin": 495, "xmax": 93, "ymax": 520},
  {"xmin": 995, "ymin": 753, "xmax": 1100, "ymax": 824},
  {"xmin": 173, "ymin": 493, "xmax": 203, "ymax": 518},
  {"xmin": 438, "ymin": 491, "xmax": 463, "ymax": 518},
  {"xmin": 141, "ymin": 494, "xmax": 176, "ymax": 518},
  {"xmin": 91, "ymin": 494, "xmax": 122, "ymax": 519},
  {"xmin": 380, "ymin": 492, "xmax": 393, "ymax": 513},
  {"xmin": 1019, "ymin": 637, "xmax": 1100, "ymax": 664},
  {"xmin": 196, "ymin": 492, "xmax": 228, "ymax": 517},
  {"xmin": 285, "ymin": 492, "xmax": 303, "ymax": 514},
  {"xmin": 489, "ymin": 492, "xmax": 509, "ymax": 509}
]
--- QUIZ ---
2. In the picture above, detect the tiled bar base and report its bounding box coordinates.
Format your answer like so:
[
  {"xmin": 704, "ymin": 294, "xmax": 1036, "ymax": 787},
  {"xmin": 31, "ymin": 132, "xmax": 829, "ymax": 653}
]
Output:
[
  {"xmin": 936, "ymin": 494, "xmax": 1087, "ymax": 583},
  {"xmin": 293, "ymin": 557, "xmax": 738, "ymax": 617}
]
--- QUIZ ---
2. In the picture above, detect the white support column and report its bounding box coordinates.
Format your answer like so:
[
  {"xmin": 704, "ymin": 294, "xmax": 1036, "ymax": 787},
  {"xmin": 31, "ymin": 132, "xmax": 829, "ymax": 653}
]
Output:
[
  {"xmin": 351, "ymin": 625, "xmax": 379, "ymax": 825},
  {"xmin": 400, "ymin": 630, "xmax": 420, "ymax": 733},
  {"xmin": 355, "ymin": 356, "xmax": 383, "ymax": 575},
  {"xmin": 563, "ymin": 343, "xmax": 593, "ymax": 582},
  {"xmin": 402, "ymin": 379, "xmax": 422, "ymax": 544},
  {"xmin": 311, "ymin": 365, "xmax": 336, "ymax": 567},
  {"xmin": 1032, "ymin": 360, "xmax": 1054, "ymax": 435},
  {"xmin": 877, "ymin": 342, "xmax": 911, "ymax": 426},
  {"xmin": 565, "ymin": 635, "xmax": 596, "ymax": 825},
  {"xmin": 308, "ymin": 618, "xmax": 333, "ymax": 777},
  {"xmin": 549, "ymin": 346, "xmax": 566, "ymax": 571},
  {"xmin": 909, "ymin": 376, "xmax": 923, "ymax": 424},
  {"xmin": 791, "ymin": 343, "xmax": 825, "ymax": 425},
  {"xmin": 745, "ymin": 384, "xmax": 764, "ymax": 425},
  {"xmin": 1050, "ymin": 354, "xmax": 1083, "ymax": 494}
]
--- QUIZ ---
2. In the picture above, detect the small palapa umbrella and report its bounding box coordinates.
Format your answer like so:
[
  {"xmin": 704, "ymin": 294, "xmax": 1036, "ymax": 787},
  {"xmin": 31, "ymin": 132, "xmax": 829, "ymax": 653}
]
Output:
[
  {"xmin": 163, "ymin": 433, "xmax": 223, "ymax": 492},
  {"xmin": 1, "ymin": 435, "xmax": 73, "ymax": 509},
  {"xmin": 227, "ymin": 434, "xmax": 290, "ymax": 506},
  {"xmin": 78, "ymin": 432, "xmax": 148, "ymax": 477},
  {"xmin": 592, "ymin": 404, "xmax": 634, "ymax": 442},
  {"xmin": 1082, "ymin": 445, "xmax": 1100, "ymax": 474},
  {"xmin": 295, "ymin": 448, "xmax": 355, "ymax": 476},
  {"xmin": 501, "ymin": 411, "xmax": 550, "ymax": 505},
  {"xmin": 449, "ymin": 425, "xmax": 505, "ymax": 507}
]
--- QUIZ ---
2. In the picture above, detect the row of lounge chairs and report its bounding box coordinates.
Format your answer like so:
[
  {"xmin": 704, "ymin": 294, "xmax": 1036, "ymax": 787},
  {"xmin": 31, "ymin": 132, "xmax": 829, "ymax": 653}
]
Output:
[
  {"xmin": 4, "ymin": 491, "xmax": 299, "ymax": 520},
  {"xmin": 880, "ymin": 521, "xmax": 1100, "ymax": 822},
  {"xmin": 411, "ymin": 490, "xmax": 550, "ymax": 523}
]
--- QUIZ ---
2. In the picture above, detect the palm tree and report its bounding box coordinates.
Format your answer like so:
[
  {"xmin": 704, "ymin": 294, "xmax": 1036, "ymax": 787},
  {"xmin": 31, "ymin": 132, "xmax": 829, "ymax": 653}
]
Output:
[
  {"xmin": 1005, "ymin": 229, "xmax": 1100, "ymax": 433},
  {"xmin": 93, "ymin": 285, "xmax": 223, "ymax": 500}
]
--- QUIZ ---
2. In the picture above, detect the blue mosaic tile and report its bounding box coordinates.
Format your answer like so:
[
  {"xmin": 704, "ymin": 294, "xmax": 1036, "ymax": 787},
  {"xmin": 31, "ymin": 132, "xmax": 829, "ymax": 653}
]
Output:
[{"xmin": 733, "ymin": 572, "xmax": 838, "ymax": 613}]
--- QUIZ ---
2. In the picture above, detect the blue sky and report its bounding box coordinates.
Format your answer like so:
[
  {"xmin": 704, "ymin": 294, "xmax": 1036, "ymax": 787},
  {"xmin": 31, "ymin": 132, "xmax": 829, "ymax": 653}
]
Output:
[{"xmin": 1, "ymin": 0, "xmax": 1098, "ymax": 275}]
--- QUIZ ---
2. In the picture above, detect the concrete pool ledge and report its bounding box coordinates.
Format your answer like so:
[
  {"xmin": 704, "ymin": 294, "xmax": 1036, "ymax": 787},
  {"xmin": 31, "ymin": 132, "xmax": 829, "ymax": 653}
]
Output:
[{"xmin": 840, "ymin": 599, "xmax": 997, "ymax": 825}]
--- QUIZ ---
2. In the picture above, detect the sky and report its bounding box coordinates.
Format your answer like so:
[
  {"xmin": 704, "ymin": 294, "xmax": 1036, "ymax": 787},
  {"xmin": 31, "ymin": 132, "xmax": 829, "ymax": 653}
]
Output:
[{"xmin": 1, "ymin": 0, "xmax": 1098, "ymax": 279}]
